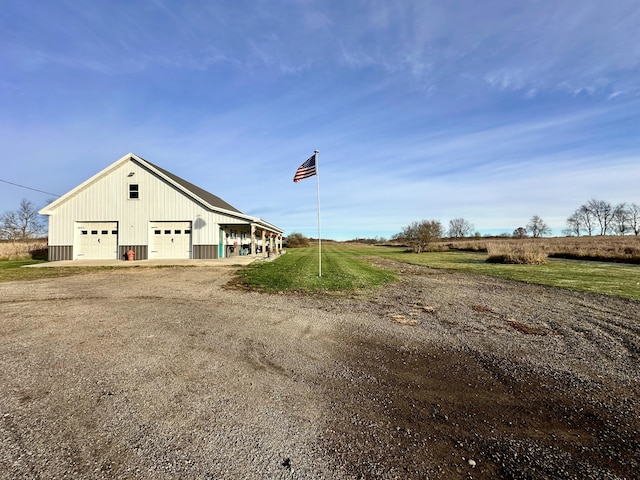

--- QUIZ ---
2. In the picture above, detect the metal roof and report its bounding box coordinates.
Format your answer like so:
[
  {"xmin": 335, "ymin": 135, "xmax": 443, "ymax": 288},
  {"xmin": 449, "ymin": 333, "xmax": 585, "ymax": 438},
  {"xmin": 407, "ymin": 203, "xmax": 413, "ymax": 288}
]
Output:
[{"xmin": 139, "ymin": 157, "xmax": 243, "ymax": 215}]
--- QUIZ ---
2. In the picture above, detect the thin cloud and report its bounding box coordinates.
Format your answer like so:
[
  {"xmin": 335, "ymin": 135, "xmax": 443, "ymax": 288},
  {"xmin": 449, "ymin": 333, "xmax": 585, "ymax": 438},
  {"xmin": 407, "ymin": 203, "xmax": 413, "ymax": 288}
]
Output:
[{"xmin": 1, "ymin": 1, "xmax": 639, "ymax": 239}]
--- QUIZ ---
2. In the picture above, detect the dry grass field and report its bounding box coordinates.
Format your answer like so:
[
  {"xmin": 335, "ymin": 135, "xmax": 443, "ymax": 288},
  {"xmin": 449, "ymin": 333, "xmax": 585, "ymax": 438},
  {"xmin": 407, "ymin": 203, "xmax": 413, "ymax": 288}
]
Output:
[
  {"xmin": 0, "ymin": 240, "xmax": 48, "ymax": 261},
  {"xmin": 439, "ymin": 235, "xmax": 640, "ymax": 264},
  {"xmin": 4, "ymin": 236, "xmax": 640, "ymax": 264}
]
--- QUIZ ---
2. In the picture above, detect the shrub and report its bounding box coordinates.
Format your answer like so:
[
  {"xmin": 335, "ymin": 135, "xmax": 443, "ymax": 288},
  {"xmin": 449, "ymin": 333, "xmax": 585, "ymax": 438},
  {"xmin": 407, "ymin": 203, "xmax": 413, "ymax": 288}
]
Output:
[
  {"xmin": 285, "ymin": 232, "xmax": 310, "ymax": 248},
  {"xmin": 400, "ymin": 219, "xmax": 443, "ymax": 253},
  {"xmin": 486, "ymin": 242, "xmax": 547, "ymax": 265}
]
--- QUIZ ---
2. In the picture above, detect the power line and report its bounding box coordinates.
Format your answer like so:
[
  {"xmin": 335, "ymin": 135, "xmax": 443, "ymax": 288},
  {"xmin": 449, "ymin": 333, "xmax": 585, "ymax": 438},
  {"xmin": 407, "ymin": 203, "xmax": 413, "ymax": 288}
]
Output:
[{"xmin": 0, "ymin": 178, "xmax": 60, "ymax": 197}]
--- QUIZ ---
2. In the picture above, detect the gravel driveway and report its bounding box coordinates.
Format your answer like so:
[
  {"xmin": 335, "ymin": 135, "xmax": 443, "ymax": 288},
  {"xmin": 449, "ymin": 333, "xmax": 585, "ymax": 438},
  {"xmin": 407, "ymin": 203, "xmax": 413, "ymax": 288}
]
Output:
[{"xmin": 1, "ymin": 260, "xmax": 638, "ymax": 479}]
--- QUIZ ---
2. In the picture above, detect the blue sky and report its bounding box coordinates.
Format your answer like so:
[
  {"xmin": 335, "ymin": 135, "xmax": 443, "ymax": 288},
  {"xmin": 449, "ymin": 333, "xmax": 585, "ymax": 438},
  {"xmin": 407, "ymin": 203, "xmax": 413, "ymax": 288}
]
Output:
[{"xmin": 1, "ymin": 1, "xmax": 639, "ymax": 240}]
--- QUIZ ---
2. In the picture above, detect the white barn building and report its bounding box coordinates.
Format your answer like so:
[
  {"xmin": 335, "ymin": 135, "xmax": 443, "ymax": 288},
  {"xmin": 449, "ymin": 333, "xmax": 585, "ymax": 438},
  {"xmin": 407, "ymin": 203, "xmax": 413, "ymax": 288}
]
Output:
[{"xmin": 39, "ymin": 153, "xmax": 283, "ymax": 261}]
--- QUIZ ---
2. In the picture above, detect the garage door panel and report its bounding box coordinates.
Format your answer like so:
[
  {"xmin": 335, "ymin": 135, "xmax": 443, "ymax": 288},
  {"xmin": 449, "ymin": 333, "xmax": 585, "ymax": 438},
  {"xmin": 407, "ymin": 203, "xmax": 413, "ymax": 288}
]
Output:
[
  {"xmin": 149, "ymin": 221, "xmax": 192, "ymax": 259},
  {"xmin": 75, "ymin": 222, "xmax": 118, "ymax": 259}
]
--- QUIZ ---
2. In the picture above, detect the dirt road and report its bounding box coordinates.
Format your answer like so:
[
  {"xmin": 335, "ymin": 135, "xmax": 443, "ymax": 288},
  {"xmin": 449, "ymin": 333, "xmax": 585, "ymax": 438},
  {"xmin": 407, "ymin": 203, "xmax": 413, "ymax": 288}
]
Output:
[{"xmin": 1, "ymin": 261, "xmax": 638, "ymax": 479}]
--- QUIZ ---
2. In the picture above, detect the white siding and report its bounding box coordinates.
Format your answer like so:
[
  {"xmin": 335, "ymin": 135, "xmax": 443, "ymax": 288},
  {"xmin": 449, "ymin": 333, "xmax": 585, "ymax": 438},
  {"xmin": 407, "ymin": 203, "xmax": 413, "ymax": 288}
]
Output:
[{"xmin": 47, "ymin": 158, "xmax": 247, "ymax": 247}]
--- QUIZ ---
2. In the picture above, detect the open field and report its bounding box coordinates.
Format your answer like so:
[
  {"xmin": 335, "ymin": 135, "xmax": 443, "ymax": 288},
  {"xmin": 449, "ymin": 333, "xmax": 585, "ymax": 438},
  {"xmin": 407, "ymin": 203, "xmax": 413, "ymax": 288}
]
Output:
[
  {"xmin": 437, "ymin": 235, "xmax": 640, "ymax": 263},
  {"xmin": 1, "ymin": 251, "xmax": 638, "ymax": 478},
  {"xmin": 377, "ymin": 249, "xmax": 640, "ymax": 301},
  {"xmin": 242, "ymin": 244, "xmax": 640, "ymax": 300}
]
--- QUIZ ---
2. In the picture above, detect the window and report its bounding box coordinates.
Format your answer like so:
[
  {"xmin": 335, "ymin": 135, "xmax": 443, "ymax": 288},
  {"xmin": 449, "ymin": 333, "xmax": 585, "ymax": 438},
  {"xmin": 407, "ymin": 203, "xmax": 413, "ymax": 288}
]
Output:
[
  {"xmin": 129, "ymin": 184, "xmax": 139, "ymax": 199},
  {"xmin": 101, "ymin": 230, "xmax": 108, "ymax": 234},
  {"xmin": 91, "ymin": 230, "xmax": 98, "ymax": 235},
  {"xmin": 81, "ymin": 230, "xmax": 88, "ymax": 235},
  {"xmin": 174, "ymin": 230, "xmax": 181, "ymax": 234},
  {"xmin": 185, "ymin": 229, "xmax": 191, "ymax": 234},
  {"xmin": 111, "ymin": 230, "xmax": 118, "ymax": 235},
  {"xmin": 164, "ymin": 230, "xmax": 171, "ymax": 234},
  {"xmin": 154, "ymin": 230, "xmax": 161, "ymax": 235}
]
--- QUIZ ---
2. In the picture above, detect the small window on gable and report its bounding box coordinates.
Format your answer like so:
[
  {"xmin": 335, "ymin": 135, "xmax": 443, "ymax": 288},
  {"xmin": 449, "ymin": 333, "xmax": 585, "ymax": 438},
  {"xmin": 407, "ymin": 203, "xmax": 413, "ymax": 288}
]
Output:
[{"xmin": 129, "ymin": 184, "xmax": 139, "ymax": 199}]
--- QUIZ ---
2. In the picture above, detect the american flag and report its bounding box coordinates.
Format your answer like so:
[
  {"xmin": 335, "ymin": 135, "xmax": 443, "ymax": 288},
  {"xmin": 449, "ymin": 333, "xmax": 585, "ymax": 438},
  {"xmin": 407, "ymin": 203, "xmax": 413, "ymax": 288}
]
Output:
[{"xmin": 293, "ymin": 154, "xmax": 317, "ymax": 182}]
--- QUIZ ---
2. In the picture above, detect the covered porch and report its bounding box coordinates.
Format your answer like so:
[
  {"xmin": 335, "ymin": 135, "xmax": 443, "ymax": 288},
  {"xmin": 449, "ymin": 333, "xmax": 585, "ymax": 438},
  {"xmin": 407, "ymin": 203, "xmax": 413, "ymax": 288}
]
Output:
[{"xmin": 218, "ymin": 221, "xmax": 283, "ymax": 258}]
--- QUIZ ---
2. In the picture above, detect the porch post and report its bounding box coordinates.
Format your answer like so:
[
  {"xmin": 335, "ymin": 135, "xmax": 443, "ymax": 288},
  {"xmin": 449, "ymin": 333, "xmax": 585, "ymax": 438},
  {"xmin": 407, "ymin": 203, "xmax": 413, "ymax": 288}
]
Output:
[{"xmin": 251, "ymin": 224, "xmax": 256, "ymax": 255}]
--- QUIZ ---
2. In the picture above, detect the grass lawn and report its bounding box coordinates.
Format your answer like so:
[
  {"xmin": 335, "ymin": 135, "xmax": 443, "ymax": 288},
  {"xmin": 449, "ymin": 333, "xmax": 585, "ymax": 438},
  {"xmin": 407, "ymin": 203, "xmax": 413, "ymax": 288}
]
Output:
[
  {"xmin": 0, "ymin": 260, "xmax": 115, "ymax": 283},
  {"xmin": 3, "ymin": 245, "xmax": 638, "ymax": 300},
  {"xmin": 238, "ymin": 244, "xmax": 397, "ymax": 292},
  {"xmin": 242, "ymin": 244, "xmax": 640, "ymax": 300},
  {"xmin": 375, "ymin": 248, "xmax": 640, "ymax": 300}
]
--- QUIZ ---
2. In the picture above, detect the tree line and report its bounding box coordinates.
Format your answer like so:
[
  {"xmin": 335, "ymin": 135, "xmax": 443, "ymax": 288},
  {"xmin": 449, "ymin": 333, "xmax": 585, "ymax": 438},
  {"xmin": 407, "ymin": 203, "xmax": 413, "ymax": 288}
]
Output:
[
  {"xmin": 564, "ymin": 199, "xmax": 639, "ymax": 236},
  {"xmin": 395, "ymin": 215, "xmax": 552, "ymax": 252},
  {"xmin": 396, "ymin": 198, "xmax": 638, "ymax": 253}
]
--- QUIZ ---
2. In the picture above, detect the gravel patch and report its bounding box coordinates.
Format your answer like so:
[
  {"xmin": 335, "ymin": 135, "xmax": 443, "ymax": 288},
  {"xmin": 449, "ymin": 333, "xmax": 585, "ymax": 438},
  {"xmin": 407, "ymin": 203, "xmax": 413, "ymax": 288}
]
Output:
[{"xmin": 1, "ymin": 260, "xmax": 638, "ymax": 479}]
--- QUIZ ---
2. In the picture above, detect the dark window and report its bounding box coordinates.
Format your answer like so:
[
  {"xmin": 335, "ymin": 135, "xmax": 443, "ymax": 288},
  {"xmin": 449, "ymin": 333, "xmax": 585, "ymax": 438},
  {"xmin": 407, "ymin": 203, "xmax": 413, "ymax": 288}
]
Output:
[
  {"xmin": 101, "ymin": 230, "xmax": 108, "ymax": 234},
  {"xmin": 164, "ymin": 230, "xmax": 171, "ymax": 234},
  {"xmin": 175, "ymin": 230, "xmax": 181, "ymax": 234},
  {"xmin": 111, "ymin": 230, "xmax": 118, "ymax": 235},
  {"xmin": 154, "ymin": 230, "xmax": 161, "ymax": 235},
  {"xmin": 81, "ymin": 230, "xmax": 88, "ymax": 235},
  {"xmin": 91, "ymin": 230, "xmax": 98, "ymax": 235},
  {"xmin": 129, "ymin": 184, "xmax": 139, "ymax": 199},
  {"xmin": 185, "ymin": 229, "xmax": 191, "ymax": 234}
]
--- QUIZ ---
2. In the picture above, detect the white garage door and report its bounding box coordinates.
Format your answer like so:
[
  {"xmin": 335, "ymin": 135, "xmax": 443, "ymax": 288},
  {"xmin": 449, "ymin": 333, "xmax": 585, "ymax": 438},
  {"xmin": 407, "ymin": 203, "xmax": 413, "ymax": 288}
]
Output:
[
  {"xmin": 75, "ymin": 222, "xmax": 118, "ymax": 260},
  {"xmin": 149, "ymin": 221, "xmax": 192, "ymax": 259}
]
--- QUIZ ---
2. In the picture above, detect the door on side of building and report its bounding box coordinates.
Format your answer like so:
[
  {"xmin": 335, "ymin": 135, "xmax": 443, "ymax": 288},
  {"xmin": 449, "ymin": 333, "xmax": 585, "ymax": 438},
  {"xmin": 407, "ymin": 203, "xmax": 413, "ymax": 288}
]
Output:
[
  {"xmin": 75, "ymin": 222, "xmax": 119, "ymax": 259},
  {"xmin": 149, "ymin": 221, "xmax": 192, "ymax": 259}
]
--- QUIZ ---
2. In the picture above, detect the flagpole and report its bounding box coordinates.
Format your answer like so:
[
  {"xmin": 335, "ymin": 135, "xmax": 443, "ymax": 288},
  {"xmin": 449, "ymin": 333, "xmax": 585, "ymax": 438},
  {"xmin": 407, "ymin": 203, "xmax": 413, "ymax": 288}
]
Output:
[{"xmin": 314, "ymin": 150, "xmax": 321, "ymax": 277}]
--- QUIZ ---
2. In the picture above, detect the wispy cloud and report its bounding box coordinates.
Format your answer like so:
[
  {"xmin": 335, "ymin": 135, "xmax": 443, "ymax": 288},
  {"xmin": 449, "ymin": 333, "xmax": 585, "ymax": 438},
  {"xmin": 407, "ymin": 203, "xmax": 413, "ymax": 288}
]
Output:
[{"xmin": 1, "ymin": 1, "xmax": 639, "ymax": 239}]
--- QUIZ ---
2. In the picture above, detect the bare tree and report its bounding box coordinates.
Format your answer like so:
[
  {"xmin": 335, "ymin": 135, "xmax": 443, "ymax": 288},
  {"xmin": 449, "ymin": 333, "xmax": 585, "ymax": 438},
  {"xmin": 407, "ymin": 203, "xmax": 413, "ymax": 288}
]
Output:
[
  {"xmin": 586, "ymin": 198, "xmax": 615, "ymax": 235},
  {"xmin": 401, "ymin": 219, "xmax": 443, "ymax": 253},
  {"xmin": 628, "ymin": 203, "xmax": 640, "ymax": 236},
  {"xmin": 0, "ymin": 199, "xmax": 46, "ymax": 241},
  {"xmin": 610, "ymin": 203, "xmax": 630, "ymax": 235},
  {"xmin": 512, "ymin": 227, "xmax": 528, "ymax": 238},
  {"xmin": 526, "ymin": 215, "xmax": 551, "ymax": 238},
  {"xmin": 447, "ymin": 218, "xmax": 474, "ymax": 239},
  {"xmin": 576, "ymin": 204, "xmax": 595, "ymax": 236},
  {"xmin": 563, "ymin": 212, "xmax": 582, "ymax": 236}
]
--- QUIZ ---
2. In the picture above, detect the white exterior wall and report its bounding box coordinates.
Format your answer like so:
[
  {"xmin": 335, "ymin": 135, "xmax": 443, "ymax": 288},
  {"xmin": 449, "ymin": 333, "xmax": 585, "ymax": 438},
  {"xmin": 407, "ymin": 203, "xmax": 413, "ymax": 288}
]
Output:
[{"xmin": 47, "ymin": 158, "xmax": 247, "ymax": 247}]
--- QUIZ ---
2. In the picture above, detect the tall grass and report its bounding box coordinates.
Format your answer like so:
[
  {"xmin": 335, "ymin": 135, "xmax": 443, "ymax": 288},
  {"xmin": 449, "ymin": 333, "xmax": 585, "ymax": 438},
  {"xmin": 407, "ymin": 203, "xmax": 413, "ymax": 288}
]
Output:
[
  {"xmin": 486, "ymin": 242, "xmax": 547, "ymax": 264},
  {"xmin": 442, "ymin": 236, "xmax": 640, "ymax": 264},
  {"xmin": 0, "ymin": 240, "xmax": 48, "ymax": 260}
]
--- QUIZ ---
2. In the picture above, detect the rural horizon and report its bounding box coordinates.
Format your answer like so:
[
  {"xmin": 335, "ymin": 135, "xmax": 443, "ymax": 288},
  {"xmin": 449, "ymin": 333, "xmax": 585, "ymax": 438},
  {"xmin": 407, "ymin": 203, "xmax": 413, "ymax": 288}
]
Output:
[{"xmin": 2, "ymin": 2, "xmax": 639, "ymax": 241}]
